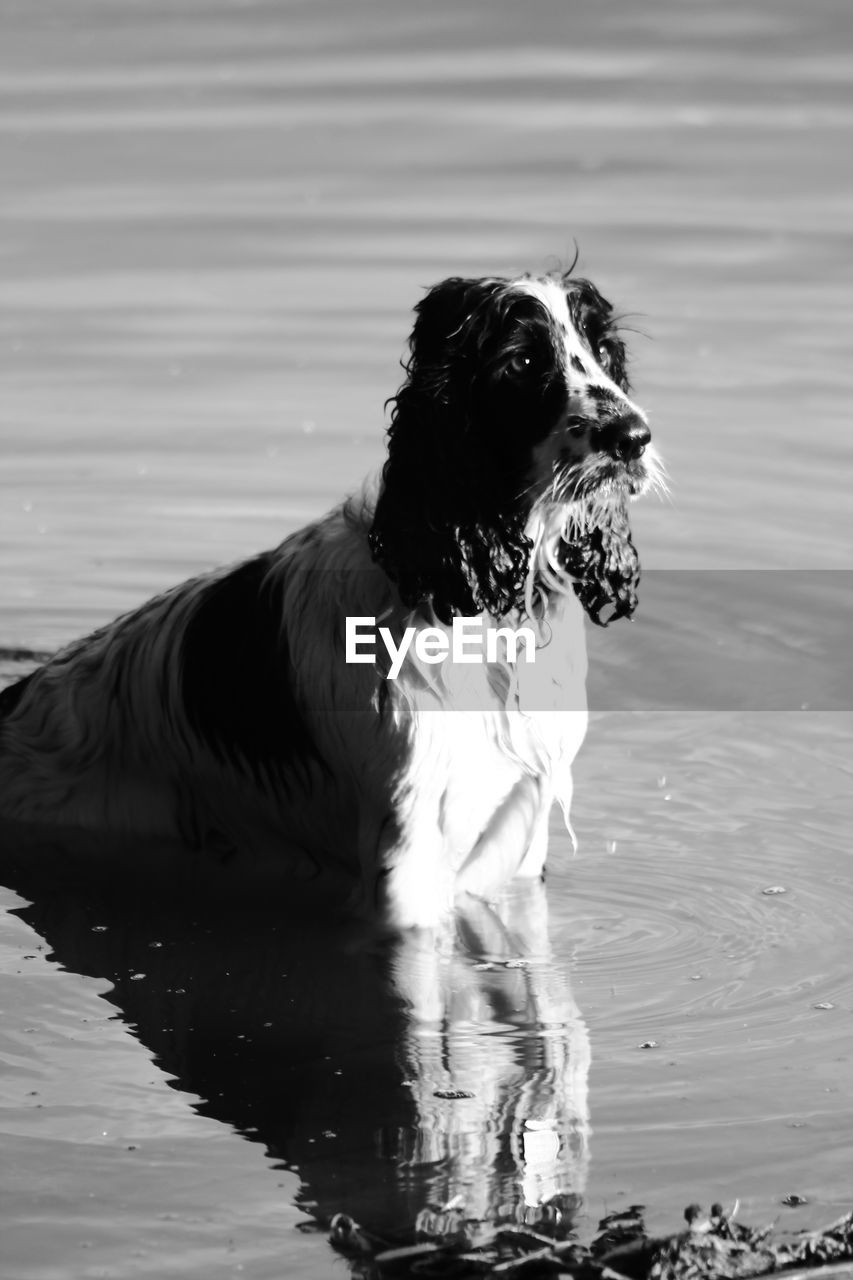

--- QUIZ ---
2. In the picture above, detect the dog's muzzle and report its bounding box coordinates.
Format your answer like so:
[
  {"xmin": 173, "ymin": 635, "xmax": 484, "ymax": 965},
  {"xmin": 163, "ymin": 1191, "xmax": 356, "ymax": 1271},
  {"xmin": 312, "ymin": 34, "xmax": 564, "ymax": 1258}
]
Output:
[{"xmin": 595, "ymin": 412, "xmax": 651, "ymax": 463}]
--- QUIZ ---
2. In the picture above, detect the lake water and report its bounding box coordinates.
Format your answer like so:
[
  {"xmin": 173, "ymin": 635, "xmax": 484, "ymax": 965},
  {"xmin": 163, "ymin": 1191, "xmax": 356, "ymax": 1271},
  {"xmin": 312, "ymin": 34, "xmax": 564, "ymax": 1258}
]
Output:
[{"xmin": 1, "ymin": 0, "xmax": 852, "ymax": 1276}]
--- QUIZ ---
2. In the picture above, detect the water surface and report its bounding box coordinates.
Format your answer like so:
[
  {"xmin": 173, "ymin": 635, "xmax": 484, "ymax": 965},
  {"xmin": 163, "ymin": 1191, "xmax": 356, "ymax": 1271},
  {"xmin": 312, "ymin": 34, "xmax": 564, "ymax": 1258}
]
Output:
[{"xmin": 1, "ymin": 0, "xmax": 852, "ymax": 1275}]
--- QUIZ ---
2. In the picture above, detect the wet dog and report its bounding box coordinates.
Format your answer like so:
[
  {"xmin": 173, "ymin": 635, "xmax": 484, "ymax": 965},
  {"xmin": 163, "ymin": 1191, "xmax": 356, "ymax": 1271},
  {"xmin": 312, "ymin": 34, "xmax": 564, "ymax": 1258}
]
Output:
[{"xmin": 0, "ymin": 270, "xmax": 663, "ymax": 927}]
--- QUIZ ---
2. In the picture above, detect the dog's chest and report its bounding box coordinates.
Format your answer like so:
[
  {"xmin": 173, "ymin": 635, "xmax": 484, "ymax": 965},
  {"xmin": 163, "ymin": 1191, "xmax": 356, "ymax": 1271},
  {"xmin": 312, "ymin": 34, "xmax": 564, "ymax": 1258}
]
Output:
[{"xmin": 395, "ymin": 595, "xmax": 589, "ymax": 860}]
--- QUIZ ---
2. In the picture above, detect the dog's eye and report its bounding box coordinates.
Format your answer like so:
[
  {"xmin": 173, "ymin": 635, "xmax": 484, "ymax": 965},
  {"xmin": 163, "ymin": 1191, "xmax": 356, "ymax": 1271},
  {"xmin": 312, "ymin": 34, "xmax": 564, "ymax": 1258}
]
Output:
[
  {"xmin": 505, "ymin": 352, "xmax": 538, "ymax": 379},
  {"xmin": 594, "ymin": 341, "xmax": 611, "ymax": 371}
]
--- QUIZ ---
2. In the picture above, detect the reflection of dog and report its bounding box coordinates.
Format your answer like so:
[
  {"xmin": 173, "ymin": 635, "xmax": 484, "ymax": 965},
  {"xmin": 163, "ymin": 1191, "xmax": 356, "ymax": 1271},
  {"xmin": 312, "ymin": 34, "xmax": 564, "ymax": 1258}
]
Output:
[
  {"xmin": 5, "ymin": 847, "xmax": 590, "ymax": 1239},
  {"xmin": 0, "ymin": 270, "xmax": 662, "ymax": 927},
  {"xmin": 392, "ymin": 882, "xmax": 590, "ymax": 1227}
]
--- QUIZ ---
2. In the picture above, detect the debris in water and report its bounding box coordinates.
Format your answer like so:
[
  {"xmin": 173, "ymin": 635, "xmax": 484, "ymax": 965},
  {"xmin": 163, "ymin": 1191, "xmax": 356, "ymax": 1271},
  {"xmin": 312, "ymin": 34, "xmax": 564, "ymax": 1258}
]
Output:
[{"xmin": 329, "ymin": 1201, "xmax": 853, "ymax": 1278}]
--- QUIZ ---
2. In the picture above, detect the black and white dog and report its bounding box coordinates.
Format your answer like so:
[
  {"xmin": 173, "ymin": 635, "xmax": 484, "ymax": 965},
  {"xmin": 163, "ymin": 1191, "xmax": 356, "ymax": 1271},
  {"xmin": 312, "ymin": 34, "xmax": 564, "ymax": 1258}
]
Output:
[{"xmin": 0, "ymin": 270, "xmax": 663, "ymax": 927}]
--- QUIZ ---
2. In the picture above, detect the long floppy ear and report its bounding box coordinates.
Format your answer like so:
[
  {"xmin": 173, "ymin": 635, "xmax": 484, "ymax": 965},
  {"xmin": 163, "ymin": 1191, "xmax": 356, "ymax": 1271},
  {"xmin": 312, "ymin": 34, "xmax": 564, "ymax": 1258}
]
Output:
[
  {"xmin": 368, "ymin": 277, "xmax": 532, "ymax": 623},
  {"xmin": 560, "ymin": 275, "xmax": 641, "ymax": 627},
  {"xmin": 561, "ymin": 496, "xmax": 641, "ymax": 627}
]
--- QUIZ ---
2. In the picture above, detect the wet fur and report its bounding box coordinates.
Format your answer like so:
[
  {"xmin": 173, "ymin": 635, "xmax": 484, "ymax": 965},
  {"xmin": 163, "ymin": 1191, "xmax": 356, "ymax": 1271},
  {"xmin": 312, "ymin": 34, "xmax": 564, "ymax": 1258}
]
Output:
[{"xmin": 0, "ymin": 270, "xmax": 662, "ymax": 928}]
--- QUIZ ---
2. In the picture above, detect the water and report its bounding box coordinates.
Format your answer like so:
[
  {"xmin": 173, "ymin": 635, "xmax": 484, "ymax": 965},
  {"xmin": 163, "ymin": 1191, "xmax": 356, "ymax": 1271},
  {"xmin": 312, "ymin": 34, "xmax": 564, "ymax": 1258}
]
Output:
[{"xmin": 1, "ymin": 0, "xmax": 852, "ymax": 1275}]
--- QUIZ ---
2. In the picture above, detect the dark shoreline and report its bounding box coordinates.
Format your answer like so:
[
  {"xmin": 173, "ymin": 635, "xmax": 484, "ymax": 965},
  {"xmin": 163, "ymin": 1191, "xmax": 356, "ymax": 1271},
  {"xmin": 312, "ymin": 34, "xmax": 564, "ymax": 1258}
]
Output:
[{"xmin": 329, "ymin": 1202, "xmax": 853, "ymax": 1280}]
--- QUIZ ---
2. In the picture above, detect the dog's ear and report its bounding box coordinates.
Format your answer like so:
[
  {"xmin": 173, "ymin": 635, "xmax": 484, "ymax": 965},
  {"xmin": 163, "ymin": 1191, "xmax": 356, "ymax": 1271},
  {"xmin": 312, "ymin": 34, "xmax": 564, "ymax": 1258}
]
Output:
[
  {"xmin": 405, "ymin": 276, "xmax": 485, "ymax": 371},
  {"xmin": 560, "ymin": 496, "xmax": 641, "ymax": 626},
  {"xmin": 369, "ymin": 277, "xmax": 531, "ymax": 622}
]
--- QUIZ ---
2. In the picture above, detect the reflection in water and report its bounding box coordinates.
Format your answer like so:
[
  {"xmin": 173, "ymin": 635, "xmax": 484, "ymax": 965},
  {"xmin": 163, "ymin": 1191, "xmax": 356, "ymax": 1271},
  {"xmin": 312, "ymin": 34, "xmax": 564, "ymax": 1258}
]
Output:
[
  {"xmin": 0, "ymin": 833, "xmax": 589, "ymax": 1245},
  {"xmin": 391, "ymin": 889, "xmax": 589, "ymax": 1229}
]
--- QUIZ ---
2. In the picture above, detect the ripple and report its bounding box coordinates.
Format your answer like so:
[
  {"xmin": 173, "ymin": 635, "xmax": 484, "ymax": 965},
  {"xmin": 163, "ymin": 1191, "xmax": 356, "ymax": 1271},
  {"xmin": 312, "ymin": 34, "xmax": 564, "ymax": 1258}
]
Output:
[{"xmin": 550, "ymin": 803, "xmax": 853, "ymax": 1058}]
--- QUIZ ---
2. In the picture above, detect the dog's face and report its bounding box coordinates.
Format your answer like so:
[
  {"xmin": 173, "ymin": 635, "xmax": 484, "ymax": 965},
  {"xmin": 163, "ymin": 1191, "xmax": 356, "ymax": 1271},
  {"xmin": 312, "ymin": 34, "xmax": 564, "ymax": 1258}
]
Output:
[
  {"xmin": 415, "ymin": 273, "xmax": 657, "ymax": 512},
  {"xmin": 518, "ymin": 277, "xmax": 655, "ymax": 507},
  {"xmin": 370, "ymin": 270, "xmax": 664, "ymax": 623}
]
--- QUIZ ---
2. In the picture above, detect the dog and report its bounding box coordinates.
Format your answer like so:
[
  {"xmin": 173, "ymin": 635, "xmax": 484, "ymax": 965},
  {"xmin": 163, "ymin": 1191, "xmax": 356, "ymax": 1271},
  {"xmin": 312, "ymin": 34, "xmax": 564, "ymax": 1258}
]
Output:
[{"xmin": 0, "ymin": 269, "xmax": 663, "ymax": 928}]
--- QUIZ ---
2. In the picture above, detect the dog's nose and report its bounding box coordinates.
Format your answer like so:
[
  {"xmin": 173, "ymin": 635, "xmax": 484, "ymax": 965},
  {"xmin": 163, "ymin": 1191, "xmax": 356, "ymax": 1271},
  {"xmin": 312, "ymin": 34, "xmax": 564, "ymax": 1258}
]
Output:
[{"xmin": 599, "ymin": 413, "xmax": 651, "ymax": 463}]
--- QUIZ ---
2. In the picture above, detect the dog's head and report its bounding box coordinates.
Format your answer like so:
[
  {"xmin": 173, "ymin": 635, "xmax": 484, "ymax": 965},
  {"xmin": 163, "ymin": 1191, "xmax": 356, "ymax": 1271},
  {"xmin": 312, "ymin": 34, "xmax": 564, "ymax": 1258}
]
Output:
[{"xmin": 369, "ymin": 270, "xmax": 664, "ymax": 624}]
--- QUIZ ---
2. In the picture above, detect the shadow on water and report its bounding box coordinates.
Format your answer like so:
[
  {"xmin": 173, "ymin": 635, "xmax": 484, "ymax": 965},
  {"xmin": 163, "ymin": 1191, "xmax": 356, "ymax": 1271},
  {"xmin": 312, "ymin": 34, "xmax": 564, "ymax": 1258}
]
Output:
[{"xmin": 0, "ymin": 824, "xmax": 591, "ymax": 1256}]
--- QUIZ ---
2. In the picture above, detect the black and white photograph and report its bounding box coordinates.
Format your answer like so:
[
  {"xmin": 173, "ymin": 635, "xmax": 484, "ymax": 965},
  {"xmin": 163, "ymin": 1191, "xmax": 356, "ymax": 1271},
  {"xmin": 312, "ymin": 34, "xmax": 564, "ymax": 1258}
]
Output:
[{"xmin": 0, "ymin": 1, "xmax": 851, "ymax": 1277}]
